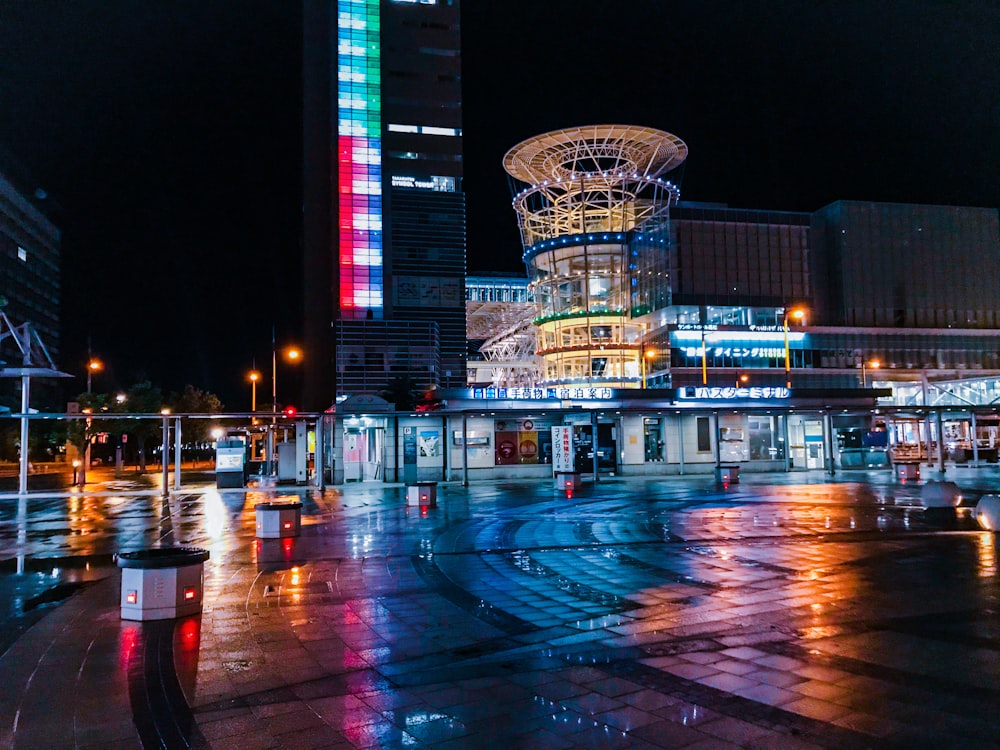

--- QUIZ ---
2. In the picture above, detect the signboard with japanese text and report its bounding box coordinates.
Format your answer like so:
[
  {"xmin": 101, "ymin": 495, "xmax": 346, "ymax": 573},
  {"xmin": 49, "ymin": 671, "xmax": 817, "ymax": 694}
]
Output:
[
  {"xmin": 678, "ymin": 386, "xmax": 791, "ymax": 400},
  {"xmin": 470, "ymin": 387, "xmax": 614, "ymax": 401},
  {"xmin": 552, "ymin": 426, "xmax": 574, "ymax": 473}
]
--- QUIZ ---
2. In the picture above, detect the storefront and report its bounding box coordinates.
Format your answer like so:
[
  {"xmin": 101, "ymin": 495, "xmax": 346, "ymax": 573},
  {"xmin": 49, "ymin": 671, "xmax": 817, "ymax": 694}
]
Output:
[{"xmin": 329, "ymin": 386, "xmax": 887, "ymax": 483}]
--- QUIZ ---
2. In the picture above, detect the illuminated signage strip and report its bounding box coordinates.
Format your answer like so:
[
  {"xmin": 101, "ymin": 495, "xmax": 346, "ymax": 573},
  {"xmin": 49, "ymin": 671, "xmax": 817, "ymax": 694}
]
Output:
[
  {"xmin": 338, "ymin": 0, "xmax": 383, "ymax": 318},
  {"xmin": 679, "ymin": 387, "xmax": 791, "ymax": 400},
  {"xmin": 471, "ymin": 387, "xmax": 614, "ymax": 401},
  {"xmin": 682, "ymin": 346, "xmax": 786, "ymax": 359},
  {"xmin": 672, "ymin": 330, "xmax": 805, "ymax": 344}
]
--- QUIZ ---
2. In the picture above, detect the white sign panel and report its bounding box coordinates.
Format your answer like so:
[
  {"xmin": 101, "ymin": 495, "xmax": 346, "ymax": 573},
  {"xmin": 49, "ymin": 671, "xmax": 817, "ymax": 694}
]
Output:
[
  {"xmin": 552, "ymin": 426, "xmax": 574, "ymax": 473},
  {"xmin": 216, "ymin": 448, "xmax": 244, "ymax": 471}
]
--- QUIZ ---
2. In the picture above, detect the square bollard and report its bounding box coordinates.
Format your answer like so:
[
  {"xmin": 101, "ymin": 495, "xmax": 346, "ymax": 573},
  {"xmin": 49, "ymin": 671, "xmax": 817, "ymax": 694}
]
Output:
[
  {"xmin": 555, "ymin": 472, "xmax": 581, "ymax": 490},
  {"xmin": 255, "ymin": 501, "xmax": 303, "ymax": 538},
  {"xmin": 406, "ymin": 481, "xmax": 437, "ymax": 507},
  {"xmin": 117, "ymin": 547, "xmax": 210, "ymax": 621}
]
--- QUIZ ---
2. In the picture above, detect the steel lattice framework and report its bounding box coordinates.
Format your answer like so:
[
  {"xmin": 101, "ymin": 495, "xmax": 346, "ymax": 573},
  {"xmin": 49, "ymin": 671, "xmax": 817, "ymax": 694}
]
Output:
[
  {"xmin": 467, "ymin": 299, "xmax": 541, "ymax": 387},
  {"xmin": 503, "ymin": 125, "xmax": 686, "ymax": 388},
  {"xmin": 503, "ymin": 124, "xmax": 686, "ymax": 247}
]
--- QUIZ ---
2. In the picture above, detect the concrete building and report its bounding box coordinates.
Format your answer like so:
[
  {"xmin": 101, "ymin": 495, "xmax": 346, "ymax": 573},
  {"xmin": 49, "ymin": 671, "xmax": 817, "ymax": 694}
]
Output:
[{"xmin": 302, "ymin": 0, "xmax": 465, "ymax": 410}]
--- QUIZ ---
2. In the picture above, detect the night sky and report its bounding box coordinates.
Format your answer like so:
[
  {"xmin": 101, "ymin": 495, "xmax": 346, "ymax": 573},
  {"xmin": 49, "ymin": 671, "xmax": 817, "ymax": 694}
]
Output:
[{"xmin": 0, "ymin": 1, "xmax": 997, "ymax": 408}]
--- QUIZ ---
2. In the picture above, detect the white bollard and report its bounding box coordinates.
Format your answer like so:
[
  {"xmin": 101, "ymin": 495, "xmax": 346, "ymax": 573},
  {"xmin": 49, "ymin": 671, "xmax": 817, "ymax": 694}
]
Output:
[
  {"xmin": 973, "ymin": 494, "xmax": 1000, "ymax": 531},
  {"xmin": 920, "ymin": 480, "xmax": 963, "ymax": 508},
  {"xmin": 117, "ymin": 547, "xmax": 210, "ymax": 621},
  {"xmin": 255, "ymin": 501, "xmax": 303, "ymax": 538}
]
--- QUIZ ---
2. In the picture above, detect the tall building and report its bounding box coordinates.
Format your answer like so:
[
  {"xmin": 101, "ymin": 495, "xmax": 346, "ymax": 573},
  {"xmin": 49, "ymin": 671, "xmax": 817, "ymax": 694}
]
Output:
[
  {"xmin": 302, "ymin": 0, "xmax": 465, "ymax": 410},
  {"xmin": 0, "ymin": 167, "xmax": 60, "ymax": 362}
]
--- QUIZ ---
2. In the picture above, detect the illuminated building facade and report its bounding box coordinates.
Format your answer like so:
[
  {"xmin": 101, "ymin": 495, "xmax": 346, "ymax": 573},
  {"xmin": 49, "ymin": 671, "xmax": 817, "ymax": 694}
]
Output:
[
  {"xmin": 303, "ymin": 0, "xmax": 464, "ymax": 408},
  {"xmin": 503, "ymin": 125, "xmax": 686, "ymax": 388}
]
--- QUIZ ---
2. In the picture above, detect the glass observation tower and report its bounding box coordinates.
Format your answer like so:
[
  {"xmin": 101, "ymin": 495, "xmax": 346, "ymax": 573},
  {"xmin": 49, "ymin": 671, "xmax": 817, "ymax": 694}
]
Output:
[{"xmin": 503, "ymin": 124, "xmax": 687, "ymax": 388}]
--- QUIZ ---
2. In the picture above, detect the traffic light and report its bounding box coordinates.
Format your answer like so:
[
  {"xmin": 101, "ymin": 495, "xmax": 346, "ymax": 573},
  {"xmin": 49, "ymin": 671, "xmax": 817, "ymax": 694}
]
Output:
[{"xmin": 284, "ymin": 406, "xmax": 297, "ymax": 419}]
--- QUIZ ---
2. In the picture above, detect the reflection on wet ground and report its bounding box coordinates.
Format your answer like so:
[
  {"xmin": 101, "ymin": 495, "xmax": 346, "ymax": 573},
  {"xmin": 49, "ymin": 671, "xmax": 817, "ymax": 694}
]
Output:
[{"xmin": 1, "ymin": 469, "xmax": 999, "ymax": 748}]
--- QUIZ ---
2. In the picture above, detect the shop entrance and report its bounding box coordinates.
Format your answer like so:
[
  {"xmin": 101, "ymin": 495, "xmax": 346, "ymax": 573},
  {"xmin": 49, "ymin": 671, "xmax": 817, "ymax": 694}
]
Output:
[
  {"xmin": 572, "ymin": 421, "xmax": 618, "ymax": 474},
  {"xmin": 343, "ymin": 420, "xmax": 385, "ymax": 482}
]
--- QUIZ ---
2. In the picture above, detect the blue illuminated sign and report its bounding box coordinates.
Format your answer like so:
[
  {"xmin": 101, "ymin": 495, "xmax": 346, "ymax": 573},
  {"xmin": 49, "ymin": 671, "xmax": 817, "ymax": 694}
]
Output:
[{"xmin": 678, "ymin": 386, "xmax": 791, "ymax": 400}]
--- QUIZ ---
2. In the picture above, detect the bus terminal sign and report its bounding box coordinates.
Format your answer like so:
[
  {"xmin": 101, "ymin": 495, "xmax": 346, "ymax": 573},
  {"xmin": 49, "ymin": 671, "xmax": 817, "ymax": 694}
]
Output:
[{"xmin": 679, "ymin": 386, "xmax": 790, "ymax": 400}]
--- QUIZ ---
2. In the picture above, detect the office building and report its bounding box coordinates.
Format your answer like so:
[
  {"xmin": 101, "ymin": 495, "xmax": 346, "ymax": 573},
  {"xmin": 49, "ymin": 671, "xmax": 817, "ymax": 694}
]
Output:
[
  {"xmin": 302, "ymin": 0, "xmax": 465, "ymax": 410},
  {"xmin": 0, "ymin": 167, "xmax": 60, "ymax": 363}
]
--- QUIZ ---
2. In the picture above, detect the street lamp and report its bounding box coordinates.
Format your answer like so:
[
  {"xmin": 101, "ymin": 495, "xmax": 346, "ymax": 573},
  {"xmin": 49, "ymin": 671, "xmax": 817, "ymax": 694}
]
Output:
[
  {"xmin": 272, "ymin": 345, "xmax": 302, "ymax": 412},
  {"xmin": 269, "ymin": 334, "xmax": 302, "ymax": 475},
  {"xmin": 783, "ymin": 307, "xmax": 806, "ymax": 389},
  {"xmin": 248, "ymin": 370, "xmax": 261, "ymax": 412},
  {"xmin": 86, "ymin": 358, "xmax": 102, "ymax": 394},
  {"xmin": 862, "ymin": 358, "xmax": 880, "ymax": 388},
  {"xmin": 736, "ymin": 373, "xmax": 750, "ymax": 388}
]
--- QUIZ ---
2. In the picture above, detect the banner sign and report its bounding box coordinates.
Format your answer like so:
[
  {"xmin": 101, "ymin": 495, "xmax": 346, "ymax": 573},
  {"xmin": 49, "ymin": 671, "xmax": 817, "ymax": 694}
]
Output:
[{"xmin": 552, "ymin": 426, "xmax": 574, "ymax": 473}]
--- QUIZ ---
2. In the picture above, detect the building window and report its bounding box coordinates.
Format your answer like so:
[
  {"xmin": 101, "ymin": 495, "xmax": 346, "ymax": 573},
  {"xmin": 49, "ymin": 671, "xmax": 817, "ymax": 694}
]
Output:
[
  {"xmin": 17, "ymin": 246, "xmax": 27, "ymax": 262},
  {"xmin": 697, "ymin": 417, "xmax": 711, "ymax": 452}
]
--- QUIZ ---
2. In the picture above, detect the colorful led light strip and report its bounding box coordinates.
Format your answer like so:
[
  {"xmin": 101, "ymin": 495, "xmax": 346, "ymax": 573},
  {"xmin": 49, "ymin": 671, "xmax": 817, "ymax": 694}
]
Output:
[{"xmin": 337, "ymin": 0, "xmax": 382, "ymax": 318}]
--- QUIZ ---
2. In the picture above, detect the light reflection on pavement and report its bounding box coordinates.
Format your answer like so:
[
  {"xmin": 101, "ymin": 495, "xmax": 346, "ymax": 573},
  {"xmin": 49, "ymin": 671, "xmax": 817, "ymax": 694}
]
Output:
[{"xmin": 1, "ymin": 469, "xmax": 999, "ymax": 748}]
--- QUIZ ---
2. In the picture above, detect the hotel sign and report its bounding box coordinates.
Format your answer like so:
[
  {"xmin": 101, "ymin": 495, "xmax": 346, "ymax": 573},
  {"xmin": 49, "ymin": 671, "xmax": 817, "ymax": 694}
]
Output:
[{"xmin": 679, "ymin": 386, "xmax": 790, "ymax": 400}]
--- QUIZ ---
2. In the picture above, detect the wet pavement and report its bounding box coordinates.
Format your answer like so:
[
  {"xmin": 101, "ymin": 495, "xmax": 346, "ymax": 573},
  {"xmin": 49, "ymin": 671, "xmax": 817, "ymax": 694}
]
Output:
[{"xmin": 1, "ymin": 469, "xmax": 999, "ymax": 749}]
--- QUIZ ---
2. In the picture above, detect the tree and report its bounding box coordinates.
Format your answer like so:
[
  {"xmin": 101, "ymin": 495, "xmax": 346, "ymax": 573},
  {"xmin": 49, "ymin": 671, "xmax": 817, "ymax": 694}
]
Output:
[
  {"xmin": 169, "ymin": 385, "xmax": 224, "ymax": 444},
  {"xmin": 378, "ymin": 375, "xmax": 420, "ymax": 411},
  {"xmin": 122, "ymin": 381, "xmax": 164, "ymax": 473}
]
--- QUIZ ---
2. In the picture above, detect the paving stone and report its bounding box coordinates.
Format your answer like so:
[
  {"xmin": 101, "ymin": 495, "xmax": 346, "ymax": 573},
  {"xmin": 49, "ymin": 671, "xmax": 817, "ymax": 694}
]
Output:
[{"xmin": 1, "ymin": 473, "xmax": 998, "ymax": 749}]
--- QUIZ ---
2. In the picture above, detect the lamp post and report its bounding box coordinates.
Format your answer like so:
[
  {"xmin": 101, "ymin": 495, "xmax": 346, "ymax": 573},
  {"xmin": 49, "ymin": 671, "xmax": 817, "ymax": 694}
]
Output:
[
  {"xmin": 248, "ymin": 370, "xmax": 261, "ymax": 412},
  {"xmin": 783, "ymin": 307, "xmax": 805, "ymax": 389},
  {"xmin": 86, "ymin": 358, "xmax": 102, "ymax": 394},
  {"xmin": 862, "ymin": 358, "xmax": 880, "ymax": 388},
  {"xmin": 82, "ymin": 358, "xmax": 103, "ymax": 479},
  {"xmin": 736, "ymin": 373, "xmax": 749, "ymax": 388},
  {"xmin": 272, "ymin": 346, "xmax": 302, "ymax": 413},
  {"xmin": 268, "ymin": 330, "xmax": 302, "ymax": 474}
]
